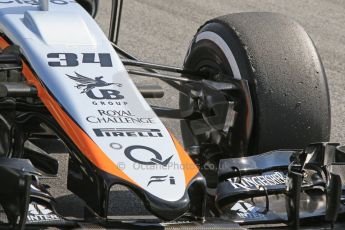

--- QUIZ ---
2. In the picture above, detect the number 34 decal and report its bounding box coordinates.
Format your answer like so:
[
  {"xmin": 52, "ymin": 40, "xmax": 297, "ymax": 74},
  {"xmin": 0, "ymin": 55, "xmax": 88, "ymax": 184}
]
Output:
[{"xmin": 47, "ymin": 53, "xmax": 113, "ymax": 67}]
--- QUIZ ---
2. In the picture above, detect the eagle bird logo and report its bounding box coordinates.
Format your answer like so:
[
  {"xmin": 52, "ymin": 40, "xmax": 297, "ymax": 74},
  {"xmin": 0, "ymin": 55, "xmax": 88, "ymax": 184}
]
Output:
[{"xmin": 66, "ymin": 72, "xmax": 122, "ymax": 93}]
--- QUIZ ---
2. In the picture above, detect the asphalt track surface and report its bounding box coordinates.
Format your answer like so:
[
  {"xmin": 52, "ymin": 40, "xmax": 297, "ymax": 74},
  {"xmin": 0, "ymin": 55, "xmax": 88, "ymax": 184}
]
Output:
[{"xmin": 45, "ymin": 0, "xmax": 345, "ymax": 229}]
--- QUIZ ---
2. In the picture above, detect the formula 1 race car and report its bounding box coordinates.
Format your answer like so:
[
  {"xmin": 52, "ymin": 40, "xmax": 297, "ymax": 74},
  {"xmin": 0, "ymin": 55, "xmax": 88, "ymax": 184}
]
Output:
[{"xmin": 0, "ymin": 0, "xmax": 343, "ymax": 229}]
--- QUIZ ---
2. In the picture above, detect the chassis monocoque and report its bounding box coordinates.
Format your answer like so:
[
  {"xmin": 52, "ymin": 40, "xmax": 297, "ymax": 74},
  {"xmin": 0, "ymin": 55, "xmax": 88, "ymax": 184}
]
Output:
[{"xmin": 0, "ymin": 0, "xmax": 343, "ymax": 229}]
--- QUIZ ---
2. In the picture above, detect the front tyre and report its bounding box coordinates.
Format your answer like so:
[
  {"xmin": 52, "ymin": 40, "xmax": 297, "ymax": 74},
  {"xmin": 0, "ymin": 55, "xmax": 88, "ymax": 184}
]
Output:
[{"xmin": 180, "ymin": 12, "xmax": 331, "ymax": 155}]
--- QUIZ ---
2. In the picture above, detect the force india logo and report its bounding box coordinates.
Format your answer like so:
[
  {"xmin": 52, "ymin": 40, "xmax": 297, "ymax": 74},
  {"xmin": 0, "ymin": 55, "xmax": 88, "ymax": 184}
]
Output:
[
  {"xmin": 228, "ymin": 172, "xmax": 286, "ymax": 189},
  {"xmin": 27, "ymin": 203, "xmax": 61, "ymax": 223}
]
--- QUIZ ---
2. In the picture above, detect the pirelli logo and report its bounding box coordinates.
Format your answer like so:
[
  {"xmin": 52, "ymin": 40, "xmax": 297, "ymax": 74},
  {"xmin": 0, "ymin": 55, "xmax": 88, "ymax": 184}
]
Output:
[{"xmin": 93, "ymin": 128, "xmax": 163, "ymax": 138}]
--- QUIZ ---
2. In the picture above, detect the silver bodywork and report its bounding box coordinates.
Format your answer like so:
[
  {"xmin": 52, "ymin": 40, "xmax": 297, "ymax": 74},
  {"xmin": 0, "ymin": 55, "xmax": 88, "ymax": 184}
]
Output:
[{"xmin": 0, "ymin": 0, "xmax": 192, "ymax": 202}]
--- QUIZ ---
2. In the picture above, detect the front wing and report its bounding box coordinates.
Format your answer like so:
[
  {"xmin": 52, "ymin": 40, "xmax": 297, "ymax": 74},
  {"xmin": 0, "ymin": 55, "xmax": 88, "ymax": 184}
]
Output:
[{"xmin": 1, "ymin": 143, "xmax": 345, "ymax": 229}]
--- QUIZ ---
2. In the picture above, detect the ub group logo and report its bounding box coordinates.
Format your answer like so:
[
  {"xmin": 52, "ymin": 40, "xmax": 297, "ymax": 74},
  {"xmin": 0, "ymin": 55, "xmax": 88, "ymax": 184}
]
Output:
[{"xmin": 66, "ymin": 72, "xmax": 124, "ymax": 100}]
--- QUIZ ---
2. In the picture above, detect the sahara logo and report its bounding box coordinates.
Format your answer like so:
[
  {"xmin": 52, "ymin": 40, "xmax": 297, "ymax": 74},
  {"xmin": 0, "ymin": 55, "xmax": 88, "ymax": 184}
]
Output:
[
  {"xmin": 147, "ymin": 175, "xmax": 176, "ymax": 186},
  {"xmin": 66, "ymin": 72, "xmax": 124, "ymax": 100},
  {"xmin": 27, "ymin": 202, "xmax": 61, "ymax": 222}
]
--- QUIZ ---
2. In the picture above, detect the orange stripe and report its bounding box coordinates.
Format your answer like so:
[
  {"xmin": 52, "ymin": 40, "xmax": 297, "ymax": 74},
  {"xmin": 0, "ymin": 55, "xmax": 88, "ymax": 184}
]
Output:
[
  {"xmin": 0, "ymin": 37, "xmax": 136, "ymax": 185},
  {"xmin": 170, "ymin": 134, "xmax": 199, "ymax": 186},
  {"xmin": 0, "ymin": 37, "xmax": 9, "ymax": 49},
  {"xmin": 0, "ymin": 36, "xmax": 200, "ymax": 189}
]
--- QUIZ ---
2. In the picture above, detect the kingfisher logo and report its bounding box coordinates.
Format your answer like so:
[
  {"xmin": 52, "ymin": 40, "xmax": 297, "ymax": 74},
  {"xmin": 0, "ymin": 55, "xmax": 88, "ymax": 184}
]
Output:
[{"xmin": 227, "ymin": 172, "xmax": 286, "ymax": 189}]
